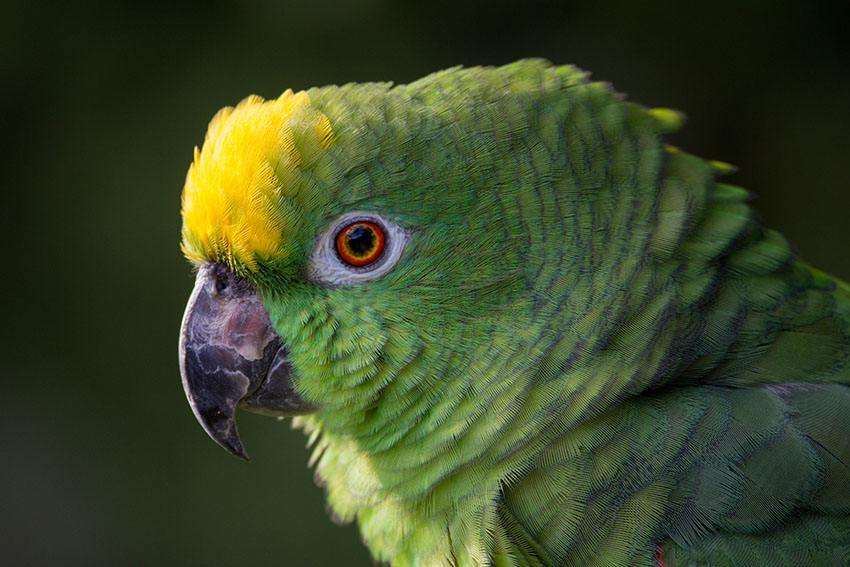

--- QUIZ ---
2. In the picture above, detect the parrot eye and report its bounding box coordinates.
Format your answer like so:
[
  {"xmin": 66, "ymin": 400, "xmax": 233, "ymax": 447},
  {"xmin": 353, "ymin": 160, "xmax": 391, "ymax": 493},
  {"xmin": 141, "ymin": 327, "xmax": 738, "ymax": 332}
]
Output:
[
  {"xmin": 308, "ymin": 212, "xmax": 408, "ymax": 286},
  {"xmin": 335, "ymin": 221, "xmax": 385, "ymax": 267}
]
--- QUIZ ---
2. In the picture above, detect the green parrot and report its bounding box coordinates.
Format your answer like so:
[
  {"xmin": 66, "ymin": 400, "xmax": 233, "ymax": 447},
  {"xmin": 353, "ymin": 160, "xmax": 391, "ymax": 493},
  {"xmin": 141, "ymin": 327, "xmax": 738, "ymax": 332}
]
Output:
[{"xmin": 178, "ymin": 59, "xmax": 850, "ymax": 566}]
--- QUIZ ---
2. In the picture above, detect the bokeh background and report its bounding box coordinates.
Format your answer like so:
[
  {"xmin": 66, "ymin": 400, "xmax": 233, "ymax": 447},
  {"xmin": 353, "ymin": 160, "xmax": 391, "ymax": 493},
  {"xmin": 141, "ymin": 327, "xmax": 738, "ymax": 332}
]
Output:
[{"xmin": 3, "ymin": 1, "xmax": 848, "ymax": 565}]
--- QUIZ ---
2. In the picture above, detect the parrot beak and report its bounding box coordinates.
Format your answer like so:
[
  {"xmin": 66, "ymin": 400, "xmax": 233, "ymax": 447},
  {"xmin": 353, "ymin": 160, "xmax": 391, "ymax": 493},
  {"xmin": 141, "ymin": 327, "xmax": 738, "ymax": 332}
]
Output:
[{"xmin": 179, "ymin": 262, "xmax": 316, "ymax": 460}]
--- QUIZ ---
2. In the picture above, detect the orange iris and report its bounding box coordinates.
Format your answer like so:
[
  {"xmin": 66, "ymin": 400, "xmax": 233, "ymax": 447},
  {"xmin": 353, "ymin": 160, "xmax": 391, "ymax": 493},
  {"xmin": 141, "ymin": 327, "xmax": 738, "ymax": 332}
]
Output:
[{"xmin": 335, "ymin": 221, "xmax": 385, "ymax": 266}]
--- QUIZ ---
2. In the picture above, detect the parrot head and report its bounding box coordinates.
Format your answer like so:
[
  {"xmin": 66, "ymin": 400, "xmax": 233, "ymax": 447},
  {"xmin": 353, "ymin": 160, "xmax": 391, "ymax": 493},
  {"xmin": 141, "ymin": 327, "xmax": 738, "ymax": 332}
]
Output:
[{"xmin": 178, "ymin": 70, "xmax": 555, "ymax": 461}]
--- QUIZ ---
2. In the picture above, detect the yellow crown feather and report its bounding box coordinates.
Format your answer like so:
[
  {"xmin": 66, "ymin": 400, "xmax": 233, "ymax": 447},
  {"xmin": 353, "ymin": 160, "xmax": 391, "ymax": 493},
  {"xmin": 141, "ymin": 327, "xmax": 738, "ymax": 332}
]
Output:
[{"xmin": 181, "ymin": 90, "xmax": 334, "ymax": 269}]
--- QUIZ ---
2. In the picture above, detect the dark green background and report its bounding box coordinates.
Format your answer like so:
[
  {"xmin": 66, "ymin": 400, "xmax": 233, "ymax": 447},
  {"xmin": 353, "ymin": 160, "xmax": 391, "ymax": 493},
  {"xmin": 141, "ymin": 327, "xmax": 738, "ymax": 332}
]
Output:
[{"xmin": 3, "ymin": 1, "xmax": 848, "ymax": 565}]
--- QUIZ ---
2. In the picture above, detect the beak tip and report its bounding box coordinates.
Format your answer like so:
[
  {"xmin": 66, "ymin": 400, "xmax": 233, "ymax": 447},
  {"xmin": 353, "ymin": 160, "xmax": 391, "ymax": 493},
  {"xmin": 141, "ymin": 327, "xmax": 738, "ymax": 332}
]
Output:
[
  {"xmin": 222, "ymin": 438, "xmax": 250, "ymax": 461},
  {"xmin": 195, "ymin": 408, "xmax": 252, "ymax": 461}
]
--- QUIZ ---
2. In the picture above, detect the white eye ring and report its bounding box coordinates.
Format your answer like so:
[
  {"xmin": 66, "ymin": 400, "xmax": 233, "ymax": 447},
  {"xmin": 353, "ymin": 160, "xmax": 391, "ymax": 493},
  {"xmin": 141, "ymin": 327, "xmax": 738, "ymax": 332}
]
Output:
[{"xmin": 308, "ymin": 211, "xmax": 408, "ymax": 286}]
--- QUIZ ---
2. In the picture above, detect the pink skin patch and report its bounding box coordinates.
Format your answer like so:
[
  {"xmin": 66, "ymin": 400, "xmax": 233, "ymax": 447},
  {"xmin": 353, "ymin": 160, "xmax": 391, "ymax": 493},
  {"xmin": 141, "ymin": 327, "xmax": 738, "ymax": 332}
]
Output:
[
  {"xmin": 219, "ymin": 299, "xmax": 276, "ymax": 361},
  {"xmin": 655, "ymin": 543, "xmax": 668, "ymax": 567}
]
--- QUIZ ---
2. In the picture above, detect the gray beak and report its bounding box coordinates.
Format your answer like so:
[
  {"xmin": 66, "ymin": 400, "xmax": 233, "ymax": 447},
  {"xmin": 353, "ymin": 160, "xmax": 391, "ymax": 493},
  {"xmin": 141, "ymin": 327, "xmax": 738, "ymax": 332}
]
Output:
[{"xmin": 179, "ymin": 262, "xmax": 315, "ymax": 460}]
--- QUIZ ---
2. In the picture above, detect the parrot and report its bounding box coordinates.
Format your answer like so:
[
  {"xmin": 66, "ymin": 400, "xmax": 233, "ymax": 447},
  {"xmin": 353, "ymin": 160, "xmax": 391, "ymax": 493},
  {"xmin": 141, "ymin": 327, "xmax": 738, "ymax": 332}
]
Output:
[{"xmin": 177, "ymin": 59, "xmax": 850, "ymax": 566}]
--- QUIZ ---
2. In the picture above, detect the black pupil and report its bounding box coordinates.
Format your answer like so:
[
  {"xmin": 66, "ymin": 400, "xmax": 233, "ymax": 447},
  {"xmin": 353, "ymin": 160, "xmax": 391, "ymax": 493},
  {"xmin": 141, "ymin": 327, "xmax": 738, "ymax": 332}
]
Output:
[{"xmin": 347, "ymin": 225, "xmax": 376, "ymax": 257}]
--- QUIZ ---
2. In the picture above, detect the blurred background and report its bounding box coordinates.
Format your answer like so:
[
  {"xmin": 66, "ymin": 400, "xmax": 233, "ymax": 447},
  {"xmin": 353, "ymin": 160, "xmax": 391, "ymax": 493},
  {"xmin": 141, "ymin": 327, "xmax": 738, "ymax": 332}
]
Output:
[{"xmin": 2, "ymin": 0, "xmax": 848, "ymax": 565}]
